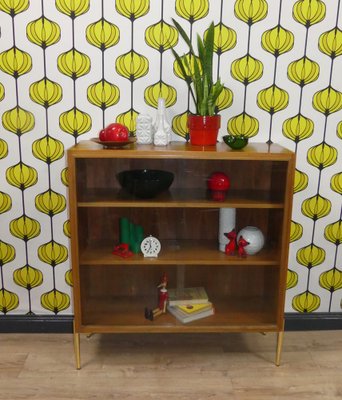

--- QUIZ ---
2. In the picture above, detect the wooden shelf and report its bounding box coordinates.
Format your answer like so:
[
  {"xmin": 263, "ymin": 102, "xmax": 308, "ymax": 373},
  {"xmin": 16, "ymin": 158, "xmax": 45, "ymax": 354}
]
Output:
[
  {"xmin": 77, "ymin": 188, "xmax": 284, "ymax": 209},
  {"xmin": 68, "ymin": 140, "xmax": 295, "ymax": 367},
  {"xmin": 79, "ymin": 296, "xmax": 278, "ymax": 333},
  {"xmin": 80, "ymin": 240, "xmax": 280, "ymax": 266}
]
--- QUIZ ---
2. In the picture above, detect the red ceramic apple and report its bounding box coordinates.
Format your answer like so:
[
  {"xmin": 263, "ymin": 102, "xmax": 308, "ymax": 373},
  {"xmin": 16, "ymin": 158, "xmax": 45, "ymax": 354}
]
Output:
[
  {"xmin": 99, "ymin": 129, "xmax": 106, "ymax": 141},
  {"xmin": 100, "ymin": 123, "xmax": 129, "ymax": 141}
]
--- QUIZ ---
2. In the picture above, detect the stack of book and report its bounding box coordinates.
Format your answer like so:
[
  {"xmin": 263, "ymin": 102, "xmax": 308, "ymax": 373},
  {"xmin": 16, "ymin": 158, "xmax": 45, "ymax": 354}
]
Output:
[{"xmin": 167, "ymin": 287, "xmax": 214, "ymax": 324}]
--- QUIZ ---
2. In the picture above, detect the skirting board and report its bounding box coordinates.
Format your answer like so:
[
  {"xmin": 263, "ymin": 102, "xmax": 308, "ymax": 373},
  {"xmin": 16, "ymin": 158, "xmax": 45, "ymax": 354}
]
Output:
[{"xmin": 0, "ymin": 313, "xmax": 341, "ymax": 333}]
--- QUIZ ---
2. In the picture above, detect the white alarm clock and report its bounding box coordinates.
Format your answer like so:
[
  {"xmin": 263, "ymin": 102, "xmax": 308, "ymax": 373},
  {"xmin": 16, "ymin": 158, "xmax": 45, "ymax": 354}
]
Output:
[{"xmin": 140, "ymin": 235, "xmax": 161, "ymax": 257}]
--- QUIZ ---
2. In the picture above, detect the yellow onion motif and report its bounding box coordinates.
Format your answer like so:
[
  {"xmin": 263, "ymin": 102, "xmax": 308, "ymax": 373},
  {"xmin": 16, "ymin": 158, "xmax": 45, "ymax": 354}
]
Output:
[
  {"xmin": 38, "ymin": 240, "xmax": 68, "ymax": 267},
  {"xmin": 0, "ymin": 0, "xmax": 29, "ymax": 15},
  {"xmin": 2, "ymin": 106, "xmax": 35, "ymax": 135},
  {"xmin": 319, "ymin": 268, "xmax": 342, "ymax": 293},
  {"xmin": 227, "ymin": 112, "xmax": 259, "ymax": 138},
  {"xmin": 288, "ymin": 57, "xmax": 320, "ymax": 87},
  {"xmin": 301, "ymin": 194, "xmax": 331, "ymax": 221},
  {"xmin": 261, "ymin": 25, "xmax": 294, "ymax": 57},
  {"xmin": 32, "ymin": 136, "xmax": 64, "ymax": 164},
  {"xmin": 175, "ymin": 0, "xmax": 209, "ymax": 22},
  {"xmin": 116, "ymin": 50, "xmax": 149, "ymax": 82},
  {"xmin": 0, "ymin": 240, "xmax": 15, "ymax": 265},
  {"xmin": 0, "ymin": 289, "xmax": 19, "ymax": 314},
  {"xmin": 297, "ymin": 244, "xmax": 325, "ymax": 268},
  {"xmin": 319, "ymin": 27, "xmax": 342, "ymax": 58},
  {"xmin": 216, "ymin": 87, "xmax": 233, "ymax": 112},
  {"xmin": 331, "ymin": 172, "xmax": 342, "ymax": 194},
  {"xmin": 0, "ymin": 47, "xmax": 32, "ymax": 78},
  {"xmin": 59, "ymin": 107, "xmax": 92, "ymax": 137},
  {"xmin": 292, "ymin": 291, "xmax": 320, "ymax": 312},
  {"xmin": 282, "ymin": 114, "xmax": 314, "ymax": 143},
  {"xmin": 10, "ymin": 215, "xmax": 41, "ymax": 242},
  {"xmin": 209, "ymin": 23, "xmax": 237, "ymax": 55},
  {"xmin": 0, "ymin": 139, "xmax": 8, "ymax": 159},
  {"xmin": 0, "ymin": 82, "xmax": 4, "ymax": 101},
  {"xmin": 55, "ymin": 0, "xmax": 90, "ymax": 18},
  {"xmin": 0, "ymin": 191, "xmax": 12, "ymax": 214},
  {"xmin": 35, "ymin": 190, "xmax": 66, "ymax": 217},
  {"xmin": 145, "ymin": 20, "xmax": 178, "ymax": 52},
  {"xmin": 287, "ymin": 269, "xmax": 298, "ymax": 290},
  {"xmin": 337, "ymin": 121, "xmax": 342, "ymax": 139},
  {"xmin": 290, "ymin": 220, "xmax": 303, "ymax": 242},
  {"xmin": 294, "ymin": 169, "xmax": 308, "ymax": 193},
  {"xmin": 324, "ymin": 221, "xmax": 342, "ymax": 246},
  {"xmin": 116, "ymin": 0, "xmax": 149, "ymax": 20},
  {"xmin": 293, "ymin": 0, "xmax": 326, "ymax": 27},
  {"xmin": 257, "ymin": 85, "xmax": 289, "ymax": 115},
  {"xmin": 61, "ymin": 168, "xmax": 68, "ymax": 187},
  {"xmin": 116, "ymin": 109, "xmax": 139, "ymax": 135},
  {"xmin": 13, "ymin": 265, "xmax": 43, "ymax": 290},
  {"xmin": 65, "ymin": 269, "xmax": 73, "ymax": 286},
  {"xmin": 26, "ymin": 17, "xmax": 61, "ymax": 49},
  {"xmin": 231, "ymin": 55, "xmax": 263, "ymax": 85},
  {"xmin": 41, "ymin": 289, "xmax": 70, "ymax": 314},
  {"xmin": 144, "ymin": 81, "xmax": 177, "ymax": 108},
  {"xmin": 6, "ymin": 162, "xmax": 38, "ymax": 190},
  {"xmin": 173, "ymin": 53, "xmax": 202, "ymax": 81},
  {"xmin": 87, "ymin": 79, "xmax": 120, "ymax": 110},
  {"xmin": 63, "ymin": 220, "xmax": 71, "ymax": 238},
  {"xmin": 172, "ymin": 112, "xmax": 189, "ymax": 140},
  {"xmin": 29, "ymin": 78, "xmax": 63, "ymax": 108},
  {"xmin": 57, "ymin": 49, "xmax": 90, "ymax": 80},
  {"xmin": 86, "ymin": 19, "xmax": 119, "ymax": 50},
  {"xmin": 234, "ymin": 0, "xmax": 268, "ymax": 25},
  {"xmin": 307, "ymin": 142, "xmax": 337, "ymax": 170},
  {"xmin": 313, "ymin": 86, "xmax": 342, "ymax": 116}
]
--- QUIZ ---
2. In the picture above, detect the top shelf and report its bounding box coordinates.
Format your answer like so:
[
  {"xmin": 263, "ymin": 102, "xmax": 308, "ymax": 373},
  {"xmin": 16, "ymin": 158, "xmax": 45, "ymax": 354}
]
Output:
[{"xmin": 69, "ymin": 141, "xmax": 295, "ymax": 161}]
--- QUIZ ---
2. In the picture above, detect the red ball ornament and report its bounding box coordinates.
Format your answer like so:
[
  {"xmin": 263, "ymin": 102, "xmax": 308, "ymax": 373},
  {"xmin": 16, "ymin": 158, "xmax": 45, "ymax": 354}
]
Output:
[{"xmin": 207, "ymin": 172, "xmax": 230, "ymax": 201}]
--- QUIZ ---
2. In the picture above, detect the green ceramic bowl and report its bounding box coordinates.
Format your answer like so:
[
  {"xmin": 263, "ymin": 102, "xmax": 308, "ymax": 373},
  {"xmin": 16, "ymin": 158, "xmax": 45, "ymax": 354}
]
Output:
[{"xmin": 222, "ymin": 135, "xmax": 248, "ymax": 150}]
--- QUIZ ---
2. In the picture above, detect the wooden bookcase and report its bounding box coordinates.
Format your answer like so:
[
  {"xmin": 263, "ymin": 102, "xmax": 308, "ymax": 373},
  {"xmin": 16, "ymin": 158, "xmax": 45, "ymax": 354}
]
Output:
[{"xmin": 67, "ymin": 141, "xmax": 295, "ymax": 369}]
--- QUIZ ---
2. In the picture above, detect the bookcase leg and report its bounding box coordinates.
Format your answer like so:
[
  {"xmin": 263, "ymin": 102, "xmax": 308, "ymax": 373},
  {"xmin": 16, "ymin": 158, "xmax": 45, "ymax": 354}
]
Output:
[
  {"xmin": 275, "ymin": 331, "xmax": 284, "ymax": 366},
  {"xmin": 73, "ymin": 321, "xmax": 81, "ymax": 370}
]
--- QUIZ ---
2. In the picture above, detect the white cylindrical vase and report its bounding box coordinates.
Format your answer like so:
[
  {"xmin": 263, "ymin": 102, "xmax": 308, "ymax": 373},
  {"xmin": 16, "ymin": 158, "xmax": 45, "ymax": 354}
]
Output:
[{"xmin": 219, "ymin": 208, "xmax": 236, "ymax": 252}]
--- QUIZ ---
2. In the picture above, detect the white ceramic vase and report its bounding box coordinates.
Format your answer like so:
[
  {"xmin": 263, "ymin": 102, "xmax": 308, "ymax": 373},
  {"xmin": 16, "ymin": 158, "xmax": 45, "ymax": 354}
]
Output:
[{"xmin": 237, "ymin": 226, "xmax": 265, "ymax": 255}]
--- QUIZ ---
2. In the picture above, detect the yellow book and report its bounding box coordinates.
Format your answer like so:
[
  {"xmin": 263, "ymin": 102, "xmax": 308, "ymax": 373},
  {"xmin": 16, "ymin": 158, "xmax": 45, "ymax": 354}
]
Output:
[{"xmin": 178, "ymin": 302, "xmax": 213, "ymax": 314}]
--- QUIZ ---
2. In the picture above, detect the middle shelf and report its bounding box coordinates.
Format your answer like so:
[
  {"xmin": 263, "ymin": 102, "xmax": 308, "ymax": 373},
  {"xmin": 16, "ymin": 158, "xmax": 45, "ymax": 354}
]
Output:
[{"xmin": 79, "ymin": 240, "xmax": 280, "ymax": 266}]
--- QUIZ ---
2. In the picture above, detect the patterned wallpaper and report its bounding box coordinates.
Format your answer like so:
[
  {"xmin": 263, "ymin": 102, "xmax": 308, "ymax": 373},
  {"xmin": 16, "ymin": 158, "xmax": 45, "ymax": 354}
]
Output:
[{"xmin": 0, "ymin": 0, "xmax": 341, "ymax": 315}]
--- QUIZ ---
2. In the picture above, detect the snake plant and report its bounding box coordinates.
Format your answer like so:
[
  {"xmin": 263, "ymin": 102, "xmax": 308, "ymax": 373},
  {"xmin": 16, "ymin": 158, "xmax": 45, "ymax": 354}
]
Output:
[{"xmin": 171, "ymin": 19, "xmax": 224, "ymax": 116}]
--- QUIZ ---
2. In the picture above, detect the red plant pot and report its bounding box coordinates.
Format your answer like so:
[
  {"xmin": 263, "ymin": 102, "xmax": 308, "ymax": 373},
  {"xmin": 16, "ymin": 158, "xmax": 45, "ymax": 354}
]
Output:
[{"xmin": 188, "ymin": 115, "xmax": 221, "ymax": 146}]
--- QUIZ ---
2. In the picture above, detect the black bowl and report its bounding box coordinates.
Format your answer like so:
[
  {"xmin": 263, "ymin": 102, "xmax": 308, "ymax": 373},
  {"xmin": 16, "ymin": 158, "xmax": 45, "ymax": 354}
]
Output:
[{"xmin": 117, "ymin": 169, "xmax": 174, "ymax": 199}]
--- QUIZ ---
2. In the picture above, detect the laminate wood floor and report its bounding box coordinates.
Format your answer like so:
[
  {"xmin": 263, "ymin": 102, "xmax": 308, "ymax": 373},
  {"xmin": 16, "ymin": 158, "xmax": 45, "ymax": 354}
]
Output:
[{"xmin": 0, "ymin": 330, "xmax": 341, "ymax": 400}]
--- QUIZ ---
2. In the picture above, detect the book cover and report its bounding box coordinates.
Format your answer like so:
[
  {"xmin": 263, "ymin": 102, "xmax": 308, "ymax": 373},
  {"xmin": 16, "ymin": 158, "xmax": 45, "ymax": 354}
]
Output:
[
  {"xmin": 167, "ymin": 304, "xmax": 215, "ymax": 324},
  {"xmin": 167, "ymin": 287, "xmax": 209, "ymax": 306},
  {"xmin": 178, "ymin": 302, "xmax": 213, "ymax": 314}
]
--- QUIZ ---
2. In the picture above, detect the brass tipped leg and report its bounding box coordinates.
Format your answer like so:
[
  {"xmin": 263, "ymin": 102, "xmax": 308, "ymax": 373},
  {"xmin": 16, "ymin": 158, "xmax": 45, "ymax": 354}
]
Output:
[
  {"xmin": 275, "ymin": 331, "xmax": 284, "ymax": 366},
  {"xmin": 73, "ymin": 322, "xmax": 81, "ymax": 370}
]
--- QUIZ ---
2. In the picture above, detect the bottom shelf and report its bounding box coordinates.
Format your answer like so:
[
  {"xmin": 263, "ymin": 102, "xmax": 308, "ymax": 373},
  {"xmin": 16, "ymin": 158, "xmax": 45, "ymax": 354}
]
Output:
[{"xmin": 77, "ymin": 295, "xmax": 279, "ymax": 334}]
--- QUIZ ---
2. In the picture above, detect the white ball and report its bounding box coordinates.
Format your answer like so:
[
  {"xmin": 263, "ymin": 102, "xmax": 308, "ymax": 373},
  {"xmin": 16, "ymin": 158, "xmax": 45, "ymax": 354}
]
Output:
[{"xmin": 237, "ymin": 226, "xmax": 265, "ymax": 255}]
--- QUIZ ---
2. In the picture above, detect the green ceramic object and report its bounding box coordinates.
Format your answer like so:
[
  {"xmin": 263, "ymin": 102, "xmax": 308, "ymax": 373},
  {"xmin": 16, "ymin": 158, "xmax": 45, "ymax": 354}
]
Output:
[{"xmin": 222, "ymin": 135, "xmax": 248, "ymax": 150}]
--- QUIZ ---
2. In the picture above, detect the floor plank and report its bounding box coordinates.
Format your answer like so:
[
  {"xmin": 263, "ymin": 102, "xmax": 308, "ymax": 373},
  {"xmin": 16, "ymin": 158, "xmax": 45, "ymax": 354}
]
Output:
[{"xmin": 0, "ymin": 331, "xmax": 341, "ymax": 399}]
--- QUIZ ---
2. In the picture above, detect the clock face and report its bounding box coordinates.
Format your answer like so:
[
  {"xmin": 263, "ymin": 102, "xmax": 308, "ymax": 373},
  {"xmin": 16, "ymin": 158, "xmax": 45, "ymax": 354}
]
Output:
[{"xmin": 141, "ymin": 235, "xmax": 161, "ymax": 257}]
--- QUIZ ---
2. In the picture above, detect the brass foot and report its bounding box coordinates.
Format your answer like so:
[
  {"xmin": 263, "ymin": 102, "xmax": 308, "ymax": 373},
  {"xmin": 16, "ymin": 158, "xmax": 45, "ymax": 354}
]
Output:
[
  {"xmin": 275, "ymin": 331, "xmax": 284, "ymax": 366},
  {"xmin": 73, "ymin": 321, "xmax": 81, "ymax": 370}
]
